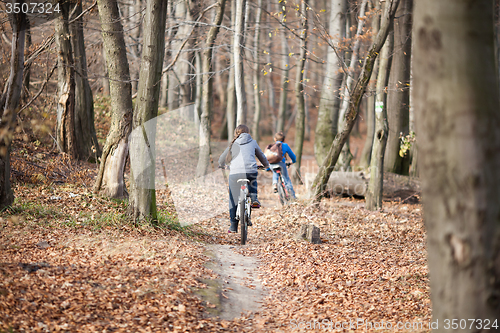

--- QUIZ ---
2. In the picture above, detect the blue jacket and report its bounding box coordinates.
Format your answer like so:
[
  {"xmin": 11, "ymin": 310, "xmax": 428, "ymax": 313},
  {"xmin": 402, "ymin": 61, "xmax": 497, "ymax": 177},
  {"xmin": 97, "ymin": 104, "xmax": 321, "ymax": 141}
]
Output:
[{"xmin": 276, "ymin": 141, "xmax": 296, "ymax": 164}]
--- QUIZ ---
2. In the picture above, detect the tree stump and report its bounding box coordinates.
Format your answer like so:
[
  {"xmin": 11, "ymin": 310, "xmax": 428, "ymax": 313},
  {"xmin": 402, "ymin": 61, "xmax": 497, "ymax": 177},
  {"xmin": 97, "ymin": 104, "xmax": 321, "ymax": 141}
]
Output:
[{"xmin": 295, "ymin": 224, "xmax": 322, "ymax": 244}]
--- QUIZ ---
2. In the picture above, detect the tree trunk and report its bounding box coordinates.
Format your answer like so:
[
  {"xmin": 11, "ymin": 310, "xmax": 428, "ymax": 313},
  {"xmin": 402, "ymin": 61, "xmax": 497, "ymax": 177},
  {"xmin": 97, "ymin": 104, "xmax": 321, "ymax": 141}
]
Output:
[
  {"xmin": 226, "ymin": 0, "xmax": 237, "ymax": 138},
  {"xmin": 128, "ymin": 0, "xmax": 142, "ymax": 95},
  {"xmin": 293, "ymin": 0, "xmax": 307, "ymax": 183},
  {"xmin": 384, "ymin": 0, "xmax": 412, "ymax": 175},
  {"xmin": 93, "ymin": 0, "xmax": 134, "ymax": 199},
  {"xmin": 414, "ymin": 0, "xmax": 500, "ymax": 321},
  {"xmin": 276, "ymin": 24, "xmax": 289, "ymax": 133},
  {"xmin": 21, "ymin": 19, "xmax": 30, "ymax": 102},
  {"xmin": 314, "ymin": 0, "xmax": 346, "ymax": 166},
  {"xmin": 310, "ymin": 0, "xmax": 400, "ymax": 203},
  {"xmin": 173, "ymin": 0, "xmax": 195, "ymax": 108},
  {"xmin": 359, "ymin": 0, "xmax": 381, "ymax": 170},
  {"xmin": 196, "ymin": 0, "xmax": 227, "ymax": 177},
  {"xmin": 251, "ymin": 0, "xmax": 263, "ymax": 143},
  {"xmin": 234, "ymin": 0, "xmax": 247, "ymax": 125},
  {"xmin": 194, "ymin": 50, "xmax": 202, "ymax": 127},
  {"xmin": 128, "ymin": 0, "xmax": 168, "ymax": 222},
  {"xmin": 55, "ymin": 1, "xmax": 77, "ymax": 159},
  {"xmin": 70, "ymin": 1, "xmax": 101, "ymax": 162},
  {"xmin": 336, "ymin": 0, "xmax": 369, "ymax": 171},
  {"xmin": 0, "ymin": 6, "xmax": 26, "ymax": 209},
  {"xmin": 365, "ymin": 6, "xmax": 393, "ymax": 211},
  {"xmin": 101, "ymin": 47, "xmax": 110, "ymax": 95}
]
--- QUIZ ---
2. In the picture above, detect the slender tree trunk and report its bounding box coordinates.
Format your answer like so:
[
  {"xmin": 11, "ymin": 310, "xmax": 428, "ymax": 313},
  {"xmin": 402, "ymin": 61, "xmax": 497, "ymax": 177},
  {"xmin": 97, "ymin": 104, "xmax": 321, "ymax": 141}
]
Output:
[
  {"xmin": 365, "ymin": 9, "xmax": 393, "ymax": 211},
  {"xmin": 277, "ymin": 25, "xmax": 289, "ymax": 133},
  {"xmin": 21, "ymin": 19, "xmax": 30, "ymax": 102},
  {"xmin": 128, "ymin": 0, "xmax": 142, "ymax": 95},
  {"xmin": 336, "ymin": 0, "xmax": 369, "ymax": 171},
  {"xmin": 234, "ymin": 0, "xmax": 247, "ymax": 125},
  {"xmin": 314, "ymin": 0, "xmax": 346, "ymax": 165},
  {"xmin": 70, "ymin": 1, "xmax": 101, "ymax": 161},
  {"xmin": 310, "ymin": 0, "xmax": 400, "ymax": 202},
  {"xmin": 226, "ymin": 0, "xmax": 237, "ymax": 136},
  {"xmin": 252, "ymin": 0, "xmax": 263, "ymax": 142},
  {"xmin": 173, "ymin": 0, "xmax": 195, "ymax": 108},
  {"xmin": 414, "ymin": 0, "xmax": 500, "ymax": 321},
  {"xmin": 159, "ymin": 1, "xmax": 173, "ymax": 109},
  {"xmin": 55, "ymin": 2, "xmax": 77, "ymax": 159},
  {"xmin": 196, "ymin": 0, "xmax": 227, "ymax": 177},
  {"xmin": 128, "ymin": 0, "xmax": 168, "ymax": 222},
  {"xmin": 359, "ymin": 0, "xmax": 381, "ymax": 169},
  {"xmin": 194, "ymin": 50, "xmax": 202, "ymax": 127},
  {"xmin": 384, "ymin": 0, "xmax": 412, "ymax": 175},
  {"xmin": 93, "ymin": 0, "xmax": 134, "ymax": 199},
  {"xmin": 293, "ymin": 0, "xmax": 307, "ymax": 183},
  {"xmin": 0, "ymin": 6, "xmax": 26, "ymax": 209},
  {"xmin": 266, "ymin": 39, "xmax": 276, "ymax": 132}
]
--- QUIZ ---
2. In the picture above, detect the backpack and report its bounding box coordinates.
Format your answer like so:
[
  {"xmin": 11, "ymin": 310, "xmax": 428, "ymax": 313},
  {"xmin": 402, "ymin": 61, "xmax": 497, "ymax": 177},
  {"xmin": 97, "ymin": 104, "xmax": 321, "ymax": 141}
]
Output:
[{"xmin": 264, "ymin": 142, "xmax": 283, "ymax": 164}]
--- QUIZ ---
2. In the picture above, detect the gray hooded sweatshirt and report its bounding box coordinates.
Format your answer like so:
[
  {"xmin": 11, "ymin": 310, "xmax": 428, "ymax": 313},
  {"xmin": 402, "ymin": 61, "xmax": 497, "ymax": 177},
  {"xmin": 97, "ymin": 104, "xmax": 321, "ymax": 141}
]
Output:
[{"xmin": 219, "ymin": 133, "xmax": 270, "ymax": 174}]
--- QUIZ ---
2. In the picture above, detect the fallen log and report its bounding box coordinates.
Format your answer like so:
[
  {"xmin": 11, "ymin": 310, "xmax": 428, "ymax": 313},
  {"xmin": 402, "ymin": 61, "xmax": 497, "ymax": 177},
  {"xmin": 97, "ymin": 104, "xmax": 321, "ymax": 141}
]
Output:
[{"xmin": 304, "ymin": 171, "xmax": 368, "ymax": 197}]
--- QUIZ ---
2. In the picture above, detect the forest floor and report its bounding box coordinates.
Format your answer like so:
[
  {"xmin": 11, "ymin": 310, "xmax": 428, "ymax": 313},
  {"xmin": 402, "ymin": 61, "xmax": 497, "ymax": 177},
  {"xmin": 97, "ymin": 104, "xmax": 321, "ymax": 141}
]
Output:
[{"xmin": 0, "ymin": 138, "xmax": 431, "ymax": 333}]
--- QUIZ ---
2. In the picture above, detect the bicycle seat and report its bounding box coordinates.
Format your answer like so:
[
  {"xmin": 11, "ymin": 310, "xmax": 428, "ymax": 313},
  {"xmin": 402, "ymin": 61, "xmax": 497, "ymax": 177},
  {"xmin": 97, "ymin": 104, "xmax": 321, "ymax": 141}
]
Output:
[{"xmin": 237, "ymin": 179, "xmax": 250, "ymax": 183}]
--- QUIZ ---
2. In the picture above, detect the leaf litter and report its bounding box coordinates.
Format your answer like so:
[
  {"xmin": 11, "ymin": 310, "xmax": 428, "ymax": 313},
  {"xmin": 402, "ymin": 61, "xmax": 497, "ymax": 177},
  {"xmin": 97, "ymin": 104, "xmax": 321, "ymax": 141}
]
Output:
[{"xmin": 1, "ymin": 140, "xmax": 431, "ymax": 332}]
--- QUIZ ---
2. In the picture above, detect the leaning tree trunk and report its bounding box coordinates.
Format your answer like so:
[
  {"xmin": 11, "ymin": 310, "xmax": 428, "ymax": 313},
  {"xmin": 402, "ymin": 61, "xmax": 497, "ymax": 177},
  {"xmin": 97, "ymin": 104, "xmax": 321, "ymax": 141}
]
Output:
[
  {"xmin": 55, "ymin": 1, "xmax": 77, "ymax": 159},
  {"xmin": 196, "ymin": 0, "xmax": 227, "ymax": 177},
  {"xmin": 70, "ymin": 1, "xmax": 101, "ymax": 161},
  {"xmin": 293, "ymin": 0, "xmax": 307, "ymax": 183},
  {"xmin": 251, "ymin": 0, "xmax": 263, "ymax": 143},
  {"xmin": 93, "ymin": 0, "xmax": 133, "ymax": 199},
  {"xmin": 414, "ymin": 0, "xmax": 500, "ymax": 322},
  {"xmin": 314, "ymin": 0, "xmax": 346, "ymax": 166},
  {"xmin": 0, "ymin": 6, "xmax": 26, "ymax": 209},
  {"xmin": 234, "ymin": 0, "xmax": 247, "ymax": 125},
  {"xmin": 365, "ymin": 8, "xmax": 393, "ymax": 211},
  {"xmin": 310, "ymin": 0, "xmax": 401, "ymax": 203},
  {"xmin": 336, "ymin": 0, "xmax": 369, "ymax": 171},
  {"xmin": 384, "ymin": 0, "xmax": 412, "ymax": 175},
  {"xmin": 128, "ymin": 0, "xmax": 168, "ymax": 222}
]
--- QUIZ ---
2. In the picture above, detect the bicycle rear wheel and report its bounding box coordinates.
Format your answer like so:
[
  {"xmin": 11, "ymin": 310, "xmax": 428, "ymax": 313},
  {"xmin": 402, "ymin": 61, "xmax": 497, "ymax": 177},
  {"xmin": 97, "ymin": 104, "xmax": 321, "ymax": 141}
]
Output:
[
  {"xmin": 277, "ymin": 180, "xmax": 286, "ymax": 206},
  {"xmin": 240, "ymin": 199, "xmax": 247, "ymax": 245}
]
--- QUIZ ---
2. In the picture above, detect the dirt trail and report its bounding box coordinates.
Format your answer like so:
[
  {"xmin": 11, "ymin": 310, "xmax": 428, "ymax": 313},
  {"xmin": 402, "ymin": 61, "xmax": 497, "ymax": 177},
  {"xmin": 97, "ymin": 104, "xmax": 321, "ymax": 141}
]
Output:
[{"xmin": 202, "ymin": 244, "xmax": 266, "ymax": 320}]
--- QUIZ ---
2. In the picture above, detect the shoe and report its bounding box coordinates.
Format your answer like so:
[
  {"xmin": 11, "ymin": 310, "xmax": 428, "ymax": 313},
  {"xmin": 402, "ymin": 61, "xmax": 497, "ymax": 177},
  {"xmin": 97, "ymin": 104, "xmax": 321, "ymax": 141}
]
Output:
[
  {"xmin": 251, "ymin": 199, "xmax": 261, "ymax": 209},
  {"xmin": 273, "ymin": 185, "xmax": 278, "ymax": 193},
  {"xmin": 228, "ymin": 229, "xmax": 237, "ymax": 233},
  {"xmin": 247, "ymin": 219, "xmax": 252, "ymax": 226}
]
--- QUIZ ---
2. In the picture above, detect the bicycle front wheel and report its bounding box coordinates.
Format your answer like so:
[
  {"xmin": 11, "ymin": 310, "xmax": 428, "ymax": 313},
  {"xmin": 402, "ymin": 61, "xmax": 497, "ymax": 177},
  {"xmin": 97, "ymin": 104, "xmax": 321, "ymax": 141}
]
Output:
[{"xmin": 240, "ymin": 199, "xmax": 247, "ymax": 245}]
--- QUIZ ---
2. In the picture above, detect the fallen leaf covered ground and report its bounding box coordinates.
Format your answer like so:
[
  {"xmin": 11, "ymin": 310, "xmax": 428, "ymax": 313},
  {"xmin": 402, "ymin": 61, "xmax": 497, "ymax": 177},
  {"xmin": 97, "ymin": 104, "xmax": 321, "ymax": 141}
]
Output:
[{"xmin": 1, "ymin": 139, "xmax": 431, "ymax": 332}]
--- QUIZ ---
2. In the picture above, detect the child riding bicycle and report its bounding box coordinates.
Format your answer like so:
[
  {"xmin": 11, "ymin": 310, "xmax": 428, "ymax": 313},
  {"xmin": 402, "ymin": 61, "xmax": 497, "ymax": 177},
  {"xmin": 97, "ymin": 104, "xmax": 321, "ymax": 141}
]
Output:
[
  {"xmin": 219, "ymin": 125, "xmax": 270, "ymax": 233},
  {"xmin": 267, "ymin": 131, "xmax": 297, "ymax": 199}
]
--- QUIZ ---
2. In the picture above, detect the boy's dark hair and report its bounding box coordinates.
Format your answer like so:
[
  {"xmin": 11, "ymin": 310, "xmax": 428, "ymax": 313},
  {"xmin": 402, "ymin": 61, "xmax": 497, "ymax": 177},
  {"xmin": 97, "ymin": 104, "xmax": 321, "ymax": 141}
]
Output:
[{"xmin": 274, "ymin": 131, "xmax": 285, "ymax": 142}]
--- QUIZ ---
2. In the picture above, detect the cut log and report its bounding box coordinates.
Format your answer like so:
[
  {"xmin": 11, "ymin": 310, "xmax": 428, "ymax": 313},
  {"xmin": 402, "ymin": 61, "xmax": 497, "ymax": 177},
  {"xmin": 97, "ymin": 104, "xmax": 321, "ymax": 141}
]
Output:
[{"xmin": 295, "ymin": 224, "xmax": 322, "ymax": 244}]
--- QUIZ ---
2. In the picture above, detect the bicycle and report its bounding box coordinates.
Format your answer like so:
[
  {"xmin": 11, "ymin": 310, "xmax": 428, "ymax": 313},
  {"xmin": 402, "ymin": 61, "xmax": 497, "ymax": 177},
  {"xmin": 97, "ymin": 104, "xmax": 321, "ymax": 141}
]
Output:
[
  {"xmin": 221, "ymin": 166, "xmax": 265, "ymax": 245},
  {"xmin": 269, "ymin": 162, "xmax": 293, "ymax": 206},
  {"xmin": 235, "ymin": 178, "xmax": 251, "ymax": 245}
]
